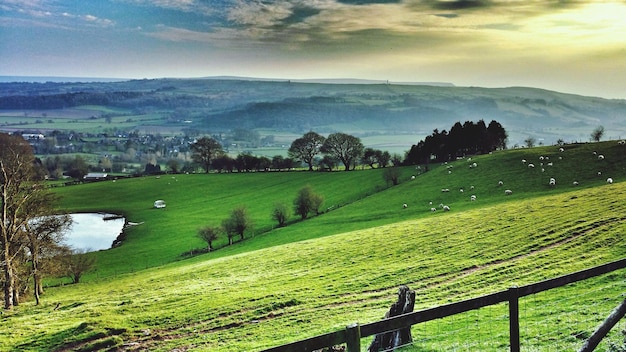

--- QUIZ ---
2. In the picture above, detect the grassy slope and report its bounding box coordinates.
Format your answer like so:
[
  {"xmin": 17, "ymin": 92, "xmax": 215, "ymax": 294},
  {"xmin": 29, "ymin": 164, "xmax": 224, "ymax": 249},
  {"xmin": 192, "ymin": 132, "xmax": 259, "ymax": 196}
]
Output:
[{"xmin": 2, "ymin": 141, "xmax": 625, "ymax": 351}]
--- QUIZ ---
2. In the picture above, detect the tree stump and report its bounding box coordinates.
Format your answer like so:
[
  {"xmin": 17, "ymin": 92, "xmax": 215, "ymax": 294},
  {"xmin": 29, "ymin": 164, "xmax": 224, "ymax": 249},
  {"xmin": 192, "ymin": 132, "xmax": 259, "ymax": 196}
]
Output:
[{"xmin": 368, "ymin": 285, "xmax": 416, "ymax": 352}]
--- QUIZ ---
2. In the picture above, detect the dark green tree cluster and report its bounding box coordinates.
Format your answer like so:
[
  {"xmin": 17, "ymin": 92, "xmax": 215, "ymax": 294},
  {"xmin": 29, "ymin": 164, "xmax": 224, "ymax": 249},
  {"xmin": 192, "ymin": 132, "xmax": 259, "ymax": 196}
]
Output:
[
  {"xmin": 404, "ymin": 120, "xmax": 507, "ymax": 165},
  {"xmin": 197, "ymin": 206, "xmax": 253, "ymax": 250}
]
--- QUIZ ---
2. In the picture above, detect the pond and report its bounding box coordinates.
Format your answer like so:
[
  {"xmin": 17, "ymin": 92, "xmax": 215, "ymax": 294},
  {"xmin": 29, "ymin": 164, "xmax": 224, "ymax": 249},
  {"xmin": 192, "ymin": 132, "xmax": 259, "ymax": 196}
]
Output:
[{"xmin": 65, "ymin": 213, "xmax": 126, "ymax": 252}]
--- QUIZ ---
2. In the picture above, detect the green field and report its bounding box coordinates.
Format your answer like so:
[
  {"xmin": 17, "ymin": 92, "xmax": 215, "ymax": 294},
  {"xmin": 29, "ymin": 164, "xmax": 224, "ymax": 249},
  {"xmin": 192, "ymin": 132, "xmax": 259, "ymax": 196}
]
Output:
[{"xmin": 2, "ymin": 141, "xmax": 626, "ymax": 351}]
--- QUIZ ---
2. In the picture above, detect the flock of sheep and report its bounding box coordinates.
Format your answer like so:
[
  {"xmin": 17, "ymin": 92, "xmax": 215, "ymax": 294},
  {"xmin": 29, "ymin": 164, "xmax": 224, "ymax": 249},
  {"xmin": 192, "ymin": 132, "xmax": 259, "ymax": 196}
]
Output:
[{"xmin": 403, "ymin": 141, "xmax": 623, "ymax": 213}]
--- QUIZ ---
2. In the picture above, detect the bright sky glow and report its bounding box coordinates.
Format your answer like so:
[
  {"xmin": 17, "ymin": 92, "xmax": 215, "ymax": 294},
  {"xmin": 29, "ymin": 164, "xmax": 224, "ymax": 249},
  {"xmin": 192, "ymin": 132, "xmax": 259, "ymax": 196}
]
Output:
[{"xmin": 1, "ymin": 0, "xmax": 626, "ymax": 98}]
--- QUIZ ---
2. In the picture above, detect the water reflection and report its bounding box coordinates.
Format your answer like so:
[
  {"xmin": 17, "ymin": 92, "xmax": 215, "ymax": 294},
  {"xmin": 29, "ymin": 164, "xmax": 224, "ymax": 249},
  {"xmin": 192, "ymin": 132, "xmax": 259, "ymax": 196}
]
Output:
[{"xmin": 65, "ymin": 213, "xmax": 125, "ymax": 252}]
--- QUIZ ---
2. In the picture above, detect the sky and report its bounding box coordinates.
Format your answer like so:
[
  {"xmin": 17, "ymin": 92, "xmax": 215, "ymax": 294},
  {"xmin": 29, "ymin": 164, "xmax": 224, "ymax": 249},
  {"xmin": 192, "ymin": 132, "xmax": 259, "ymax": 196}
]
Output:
[{"xmin": 1, "ymin": 0, "xmax": 626, "ymax": 99}]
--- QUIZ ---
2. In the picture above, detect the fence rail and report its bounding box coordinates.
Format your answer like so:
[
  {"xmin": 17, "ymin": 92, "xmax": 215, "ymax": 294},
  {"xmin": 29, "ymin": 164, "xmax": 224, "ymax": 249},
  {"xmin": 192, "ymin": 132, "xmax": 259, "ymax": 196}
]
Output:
[{"xmin": 261, "ymin": 257, "xmax": 626, "ymax": 352}]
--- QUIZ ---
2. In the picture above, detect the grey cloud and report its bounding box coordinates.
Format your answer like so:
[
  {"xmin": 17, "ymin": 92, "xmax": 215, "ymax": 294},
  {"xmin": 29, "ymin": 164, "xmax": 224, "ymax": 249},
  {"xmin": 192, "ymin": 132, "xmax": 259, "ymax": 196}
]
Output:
[
  {"xmin": 278, "ymin": 5, "xmax": 321, "ymax": 26},
  {"xmin": 425, "ymin": 0, "xmax": 492, "ymax": 11},
  {"xmin": 336, "ymin": 0, "xmax": 402, "ymax": 5}
]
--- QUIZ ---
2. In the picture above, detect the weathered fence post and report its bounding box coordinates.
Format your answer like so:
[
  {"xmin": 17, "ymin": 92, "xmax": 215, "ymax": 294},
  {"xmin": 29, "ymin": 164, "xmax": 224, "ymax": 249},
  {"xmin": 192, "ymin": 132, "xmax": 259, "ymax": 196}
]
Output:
[
  {"xmin": 346, "ymin": 323, "xmax": 361, "ymax": 352},
  {"xmin": 578, "ymin": 297, "xmax": 626, "ymax": 352},
  {"xmin": 367, "ymin": 285, "xmax": 415, "ymax": 351},
  {"xmin": 508, "ymin": 286, "xmax": 520, "ymax": 352}
]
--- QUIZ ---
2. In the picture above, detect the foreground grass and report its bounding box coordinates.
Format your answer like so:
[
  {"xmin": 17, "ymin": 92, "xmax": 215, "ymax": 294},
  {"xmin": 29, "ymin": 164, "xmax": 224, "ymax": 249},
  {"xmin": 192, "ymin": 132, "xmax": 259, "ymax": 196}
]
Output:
[{"xmin": 3, "ymin": 180, "xmax": 625, "ymax": 351}]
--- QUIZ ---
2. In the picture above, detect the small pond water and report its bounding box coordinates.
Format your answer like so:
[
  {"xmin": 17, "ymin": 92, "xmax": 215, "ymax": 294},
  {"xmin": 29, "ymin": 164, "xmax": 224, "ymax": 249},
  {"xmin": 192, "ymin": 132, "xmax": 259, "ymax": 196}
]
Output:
[{"xmin": 65, "ymin": 213, "xmax": 125, "ymax": 252}]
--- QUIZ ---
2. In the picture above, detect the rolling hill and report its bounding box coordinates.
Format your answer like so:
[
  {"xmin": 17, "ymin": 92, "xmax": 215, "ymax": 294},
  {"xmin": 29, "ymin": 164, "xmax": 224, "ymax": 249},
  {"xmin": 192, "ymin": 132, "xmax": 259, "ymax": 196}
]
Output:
[
  {"xmin": 1, "ymin": 140, "xmax": 624, "ymax": 351},
  {"xmin": 1, "ymin": 78, "xmax": 625, "ymax": 148}
]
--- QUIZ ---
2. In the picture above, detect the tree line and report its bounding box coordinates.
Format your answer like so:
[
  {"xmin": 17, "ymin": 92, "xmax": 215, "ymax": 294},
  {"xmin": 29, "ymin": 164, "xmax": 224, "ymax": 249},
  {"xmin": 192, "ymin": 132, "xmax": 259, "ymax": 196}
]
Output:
[
  {"xmin": 404, "ymin": 120, "xmax": 508, "ymax": 165},
  {"xmin": 196, "ymin": 185, "xmax": 324, "ymax": 252},
  {"xmin": 1, "ymin": 133, "xmax": 91, "ymax": 310}
]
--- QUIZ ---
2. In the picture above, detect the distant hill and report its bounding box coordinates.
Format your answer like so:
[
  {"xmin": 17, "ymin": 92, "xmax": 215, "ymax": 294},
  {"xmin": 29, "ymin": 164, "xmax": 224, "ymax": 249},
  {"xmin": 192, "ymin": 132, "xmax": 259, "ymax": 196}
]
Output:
[{"xmin": 0, "ymin": 77, "xmax": 624, "ymax": 146}]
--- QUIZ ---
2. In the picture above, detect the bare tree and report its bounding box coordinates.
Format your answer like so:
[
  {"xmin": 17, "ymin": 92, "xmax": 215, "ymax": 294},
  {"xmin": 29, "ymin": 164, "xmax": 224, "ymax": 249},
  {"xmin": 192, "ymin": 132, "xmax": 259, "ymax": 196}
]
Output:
[
  {"xmin": 524, "ymin": 136, "xmax": 536, "ymax": 148},
  {"xmin": 222, "ymin": 206, "xmax": 253, "ymax": 242},
  {"xmin": 24, "ymin": 209, "xmax": 72, "ymax": 305},
  {"xmin": 1, "ymin": 133, "xmax": 46, "ymax": 309},
  {"xmin": 197, "ymin": 226, "xmax": 220, "ymax": 252},
  {"xmin": 591, "ymin": 125, "xmax": 605, "ymax": 142},
  {"xmin": 63, "ymin": 249, "xmax": 96, "ymax": 284}
]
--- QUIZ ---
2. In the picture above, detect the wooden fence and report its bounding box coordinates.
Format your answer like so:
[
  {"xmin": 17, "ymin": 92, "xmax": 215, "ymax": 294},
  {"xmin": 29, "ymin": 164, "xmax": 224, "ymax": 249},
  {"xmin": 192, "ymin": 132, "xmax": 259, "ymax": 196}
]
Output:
[{"xmin": 261, "ymin": 258, "xmax": 626, "ymax": 352}]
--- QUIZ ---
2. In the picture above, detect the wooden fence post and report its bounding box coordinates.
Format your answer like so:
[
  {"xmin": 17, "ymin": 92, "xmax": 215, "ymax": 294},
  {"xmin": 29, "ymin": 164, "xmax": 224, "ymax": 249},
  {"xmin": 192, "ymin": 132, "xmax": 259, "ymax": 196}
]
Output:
[
  {"xmin": 509, "ymin": 286, "xmax": 520, "ymax": 352},
  {"xmin": 346, "ymin": 323, "xmax": 361, "ymax": 352},
  {"xmin": 578, "ymin": 297, "xmax": 626, "ymax": 352}
]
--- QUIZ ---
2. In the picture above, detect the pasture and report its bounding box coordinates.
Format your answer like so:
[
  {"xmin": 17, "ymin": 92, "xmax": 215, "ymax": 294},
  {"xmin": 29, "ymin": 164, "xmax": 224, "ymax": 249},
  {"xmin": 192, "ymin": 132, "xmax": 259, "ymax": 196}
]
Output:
[{"xmin": 2, "ymin": 141, "xmax": 625, "ymax": 351}]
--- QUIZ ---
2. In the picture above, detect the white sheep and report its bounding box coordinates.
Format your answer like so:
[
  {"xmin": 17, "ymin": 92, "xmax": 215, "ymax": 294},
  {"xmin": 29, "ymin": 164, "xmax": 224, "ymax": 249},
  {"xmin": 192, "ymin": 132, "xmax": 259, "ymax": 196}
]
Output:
[
  {"xmin": 618, "ymin": 140, "xmax": 625, "ymax": 145},
  {"xmin": 470, "ymin": 185, "xmax": 475, "ymax": 190},
  {"xmin": 549, "ymin": 178, "xmax": 556, "ymax": 187},
  {"xmin": 528, "ymin": 163, "xmax": 535, "ymax": 168},
  {"xmin": 442, "ymin": 205, "xmax": 451, "ymax": 211},
  {"xmin": 441, "ymin": 188, "xmax": 450, "ymax": 193},
  {"xmin": 547, "ymin": 162, "xmax": 553, "ymax": 166},
  {"xmin": 411, "ymin": 175, "xmax": 416, "ymax": 180},
  {"xmin": 505, "ymin": 189, "xmax": 513, "ymax": 195},
  {"xmin": 498, "ymin": 180, "xmax": 504, "ymax": 186},
  {"xmin": 470, "ymin": 195, "xmax": 477, "ymax": 201},
  {"xmin": 559, "ymin": 147, "xmax": 565, "ymax": 152},
  {"xmin": 522, "ymin": 159, "xmax": 527, "ymax": 164},
  {"xmin": 431, "ymin": 207, "xmax": 437, "ymax": 212},
  {"xmin": 607, "ymin": 178, "xmax": 613, "ymax": 184},
  {"xmin": 573, "ymin": 181, "xmax": 579, "ymax": 186},
  {"xmin": 539, "ymin": 156, "xmax": 544, "ymax": 161},
  {"xmin": 403, "ymin": 203, "xmax": 408, "ymax": 208},
  {"xmin": 472, "ymin": 162, "xmax": 477, "ymax": 168},
  {"xmin": 598, "ymin": 154, "xmax": 605, "ymax": 160}
]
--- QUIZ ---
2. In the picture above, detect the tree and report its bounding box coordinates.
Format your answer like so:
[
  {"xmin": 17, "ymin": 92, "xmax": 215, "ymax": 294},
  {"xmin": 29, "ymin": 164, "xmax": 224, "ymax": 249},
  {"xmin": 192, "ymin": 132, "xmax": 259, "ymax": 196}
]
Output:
[
  {"xmin": 191, "ymin": 136, "xmax": 224, "ymax": 173},
  {"xmin": 63, "ymin": 249, "xmax": 96, "ymax": 284},
  {"xmin": 271, "ymin": 203, "xmax": 290, "ymax": 227},
  {"xmin": 222, "ymin": 206, "xmax": 253, "ymax": 242},
  {"xmin": 377, "ymin": 151, "xmax": 391, "ymax": 168},
  {"xmin": 197, "ymin": 226, "xmax": 220, "ymax": 252},
  {"xmin": 591, "ymin": 125, "xmax": 605, "ymax": 142},
  {"xmin": 362, "ymin": 148, "xmax": 378, "ymax": 168},
  {"xmin": 320, "ymin": 133, "xmax": 364, "ymax": 171},
  {"xmin": 293, "ymin": 185, "xmax": 324, "ymax": 219},
  {"xmin": 524, "ymin": 136, "xmax": 536, "ymax": 148},
  {"xmin": 1, "ymin": 133, "xmax": 40, "ymax": 309},
  {"xmin": 288, "ymin": 132, "xmax": 326, "ymax": 171},
  {"xmin": 383, "ymin": 167, "xmax": 402, "ymax": 186}
]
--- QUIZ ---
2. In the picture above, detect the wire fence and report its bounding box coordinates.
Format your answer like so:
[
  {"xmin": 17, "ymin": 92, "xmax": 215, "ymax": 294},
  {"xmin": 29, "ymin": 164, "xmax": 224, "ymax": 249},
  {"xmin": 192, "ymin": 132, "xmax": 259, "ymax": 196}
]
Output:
[{"xmin": 368, "ymin": 273, "xmax": 625, "ymax": 351}]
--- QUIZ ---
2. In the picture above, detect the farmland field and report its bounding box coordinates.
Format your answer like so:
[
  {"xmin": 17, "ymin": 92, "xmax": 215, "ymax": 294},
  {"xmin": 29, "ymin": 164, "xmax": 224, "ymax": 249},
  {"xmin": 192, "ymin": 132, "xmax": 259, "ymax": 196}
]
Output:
[{"xmin": 1, "ymin": 141, "xmax": 625, "ymax": 351}]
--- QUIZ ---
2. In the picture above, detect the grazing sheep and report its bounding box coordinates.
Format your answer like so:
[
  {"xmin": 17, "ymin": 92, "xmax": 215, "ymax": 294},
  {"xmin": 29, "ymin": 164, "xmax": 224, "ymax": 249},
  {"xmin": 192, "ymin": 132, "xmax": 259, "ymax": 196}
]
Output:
[
  {"xmin": 573, "ymin": 181, "xmax": 579, "ymax": 186},
  {"xmin": 541, "ymin": 168, "xmax": 545, "ymax": 173},
  {"xmin": 470, "ymin": 185, "xmax": 475, "ymax": 190},
  {"xmin": 403, "ymin": 203, "xmax": 408, "ymax": 208},
  {"xmin": 431, "ymin": 207, "xmax": 437, "ymax": 212},
  {"xmin": 448, "ymin": 170, "xmax": 452, "ymax": 174},
  {"xmin": 559, "ymin": 147, "xmax": 565, "ymax": 152},
  {"xmin": 472, "ymin": 162, "xmax": 477, "ymax": 168},
  {"xmin": 593, "ymin": 151, "xmax": 597, "ymax": 155},
  {"xmin": 498, "ymin": 180, "xmax": 504, "ymax": 186},
  {"xmin": 549, "ymin": 178, "xmax": 556, "ymax": 187},
  {"xmin": 539, "ymin": 156, "xmax": 544, "ymax": 161},
  {"xmin": 411, "ymin": 175, "xmax": 416, "ymax": 180},
  {"xmin": 459, "ymin": 188, "xmax": 464, "ymax": 193},
  {"xmin": 607, "ymin": 178, "xmax": 613, "ymax": 184},
  {"xmin": 505, "ymin": 189, "xmax": 513, "ymax": 195},
  {"xmin": 470, "ymin": 195, "xmax": 477, "ymax": 201},
  {"xmin": 598, "ymin": 171, "xmax": 602, "ymax": 176},
  {"xmin": 442, "ymin": 205, "xmax": 451, "ymax": 211},
  {"xmin": 441, "ymin": 188, "xmax": 450, "ymax": 192},
  {"xmin": 547, "ymin": 162, "xmax": 553, "ymax": 166},
  {"xmin": 522, "ymin": 159, "xmax": 527, "ymax": 163},
  {"xmin": 598, "ymin": 154, "xmax": 605, "ymax": 160},
  {"xmin": 528, "ymin": 163, "xmax": 535, "ymax": 168},
  {"xmin": 619, "ymin": 140, "xmax": 625, "ymax": 145}
]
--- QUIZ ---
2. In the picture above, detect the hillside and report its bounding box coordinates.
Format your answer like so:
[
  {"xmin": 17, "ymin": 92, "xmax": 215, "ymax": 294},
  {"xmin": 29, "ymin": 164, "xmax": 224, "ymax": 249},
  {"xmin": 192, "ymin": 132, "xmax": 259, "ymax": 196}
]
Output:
[
  {"xmin": 1, "ymin": 147, "xmax": 624, "ymax": 351},
  {"xmin": 0, "ymin": 140, "xmax": 621, "ymax": 350},
  {"xmin": 1, "ymin": 78, "xmax": 625, "ymax": 147}
]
